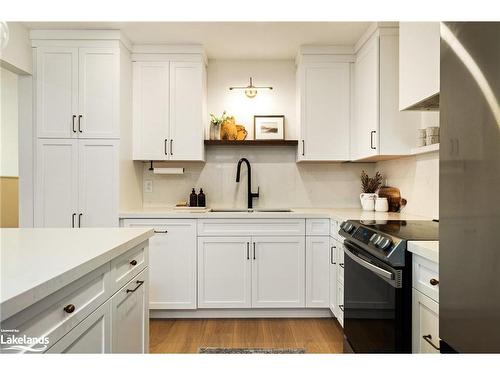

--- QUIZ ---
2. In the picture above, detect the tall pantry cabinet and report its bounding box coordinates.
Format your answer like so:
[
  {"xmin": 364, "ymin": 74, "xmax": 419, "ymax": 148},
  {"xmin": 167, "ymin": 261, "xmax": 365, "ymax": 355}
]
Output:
[{"xmin": 32, "ymin": 31, "xmax": 126, "ymax": 228}]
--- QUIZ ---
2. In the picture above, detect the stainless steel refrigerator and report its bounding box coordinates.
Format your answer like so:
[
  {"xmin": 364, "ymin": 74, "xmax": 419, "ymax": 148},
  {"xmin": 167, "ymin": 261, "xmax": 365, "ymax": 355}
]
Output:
[{"xmin": 440, "ymin": 22, "xmax": 500, "ymax": 353}]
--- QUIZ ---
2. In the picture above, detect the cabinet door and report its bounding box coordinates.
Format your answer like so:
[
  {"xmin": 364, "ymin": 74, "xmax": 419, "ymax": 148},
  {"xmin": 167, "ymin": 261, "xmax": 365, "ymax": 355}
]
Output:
[
  {"xmin": 252, "ymin": 236, "xmax": 305, "ymax": 308},
  {"xmin": 35, "ymin": 139, "xmax": 78, "ymax": 227},
  {"xmin": 306, "ymin": 236, "xmax": 330, "ymax": 307},
  {"xmin": 78, "ymin": 48, "xmax": 119, "ymax": 138},
  {"xmin": 169, "ymin": 61, "xmax": 205, "ymax": 161},
  {"xmin": 78, "ymin": 139, "xmax": 118, "ymax": 227},
  {"xmin": 412, "ymin": 288, "xmax": 439, "ymax": 353},
  {"xmin": 46, "ymin": 300, "xmax": 111, "ymax": 353},
  {"xmin": 36, "ymin": 47, "xmax": 78, "ymax": 138},
  {"xmin": 198, "ymin": 237, "xmax": 252, "ymax": 308},
  {"xmin": 132, "ymin": 62, "xmax": 170, "ymax": 160},
  {"xmin": 123, "ymin": 220, "xmax": 197, "ymax": 309},
  {"xmin": 399, "ymin": 22, "xmax": 440, "ymax": 110},
  {"xmin": 353, "ymin": 35, "xmax": 379, "ymax": 160},
  {"xmin": 299, "ymin": 62, "xmax": 351, "ymax": 161},
  {"xmin": 329, "ymin": 238, "xmax": 338, "ymax": 315},
  {"xmin": 111, "ymin": 269, "xmax": 149, "ymax": 353}
]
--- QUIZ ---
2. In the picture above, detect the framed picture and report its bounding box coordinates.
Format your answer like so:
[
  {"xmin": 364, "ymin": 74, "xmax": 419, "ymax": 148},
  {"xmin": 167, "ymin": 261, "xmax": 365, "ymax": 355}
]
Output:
[{"xmin": 254, "ymin": 115, "xmax": 285, "ymax": 140}]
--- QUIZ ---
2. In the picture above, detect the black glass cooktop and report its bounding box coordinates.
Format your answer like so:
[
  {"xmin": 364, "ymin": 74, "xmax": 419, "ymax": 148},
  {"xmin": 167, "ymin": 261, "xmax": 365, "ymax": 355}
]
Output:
[{"xmin": 354, "ymin": 220, "xmax": 439, "ymax": 241}]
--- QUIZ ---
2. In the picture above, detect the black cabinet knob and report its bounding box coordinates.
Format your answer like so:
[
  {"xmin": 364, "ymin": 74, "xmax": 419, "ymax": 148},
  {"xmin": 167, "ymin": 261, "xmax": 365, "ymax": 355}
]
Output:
[
  {"xmin": 130, "ymin": 260, "xmax": 138, "ymax": 266},
  {"xmin": 429, "ymin": 278, "xmax": 439, "ymax": 286},
  {"xmin": 63, "ymin": 304, "xmax": 76, "ymax": 313}
]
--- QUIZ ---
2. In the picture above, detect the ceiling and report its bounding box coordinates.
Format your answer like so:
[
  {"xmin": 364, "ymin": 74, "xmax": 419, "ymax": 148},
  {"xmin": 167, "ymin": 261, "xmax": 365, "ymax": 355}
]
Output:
[{"xmin": 22, "ymin": 22, "xmax": 372, "ymax": 59}]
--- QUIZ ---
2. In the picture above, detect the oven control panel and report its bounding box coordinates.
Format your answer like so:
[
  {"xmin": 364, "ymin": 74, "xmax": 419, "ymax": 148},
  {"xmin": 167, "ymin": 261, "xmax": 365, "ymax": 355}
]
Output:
[{"xmin": 347, "ymin": 225, "xmax": 393, "ymax": 251}]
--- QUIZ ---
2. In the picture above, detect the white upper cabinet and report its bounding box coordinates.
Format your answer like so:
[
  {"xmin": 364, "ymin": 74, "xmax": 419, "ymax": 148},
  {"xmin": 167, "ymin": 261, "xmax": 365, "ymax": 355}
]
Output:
[
  {"xmin": 133, "ymin": 62, "xmax": 170, "ymax": 160},
  {"xmin": 297, "ymin": 59, "xmax": 351, "ymax": 161},
  {"xmin": 399, "ymin": 22, "xmax": 440, "ymax": 110},
  {"xmin": 35, "ymin": 46, "xmax": 119, "ymax": 139},
  {"xmin": 169, "ymin": 62, "xmax": 205, "ymax": 161},
  {"xmin": 132, "ymin": 56, "xmax": 206, "ymax": 162},
  {"xmin": 351, "ymin": 28, "xmax": 421, "ymax": 161},
  {"xmin": 36, "ymin": 47, "xmax": 78, "ymax": 139},
  {"xmin": 78, "ymin": 48, "xmax": 119, "ymax": 138}
]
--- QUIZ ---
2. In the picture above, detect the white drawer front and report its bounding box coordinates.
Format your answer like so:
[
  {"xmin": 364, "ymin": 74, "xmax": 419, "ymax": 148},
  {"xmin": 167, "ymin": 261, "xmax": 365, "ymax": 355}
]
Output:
[
  {"xmin": 336, "ymin": 245, "xmax": 345, "ymax": 284},
  {"xmin": 111, "ymin": 243, "xmax": 148, "ymax": 291},
  {"xmin": 197, "ymin": 219, "xmax": 305, "ymax": 236},
  {"xmin": 330, "ymin": 219, "xmax": 342, "ymax": 241},
  {"xmin": 1, "ymin": 263, "xmax": 110, "ymax": 353},
  {"xmin": 413, "ymin": 254, "xmax": 439, "ymax": 302},
  {"xmin": 306, "ymin": 219, "xmax": 330, "ymax": 236}
]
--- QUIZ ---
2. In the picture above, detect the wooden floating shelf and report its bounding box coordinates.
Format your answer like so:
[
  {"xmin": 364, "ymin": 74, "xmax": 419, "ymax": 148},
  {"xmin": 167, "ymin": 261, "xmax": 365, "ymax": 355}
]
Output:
[
  {"xmin": 410, "ymin": 143, "xmax": 440, "ymax": 155},
  {"xmin": 204, "ymin": 140, "xmax": 298, "ymax": 146}
]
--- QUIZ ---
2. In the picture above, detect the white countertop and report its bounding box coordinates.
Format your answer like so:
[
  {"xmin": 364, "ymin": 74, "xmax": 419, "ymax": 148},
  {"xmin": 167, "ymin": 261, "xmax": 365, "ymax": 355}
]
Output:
[
  {"xmin": 1, "ymin": 228, "xmax": 154, "ymax": 320},
  {"xmin": 408, "ymin": 241, "xmax": 439, "ymax": 263},
  {"xmin": 119, "ymin": 207, "xmax": 431, "ymax": 222}
]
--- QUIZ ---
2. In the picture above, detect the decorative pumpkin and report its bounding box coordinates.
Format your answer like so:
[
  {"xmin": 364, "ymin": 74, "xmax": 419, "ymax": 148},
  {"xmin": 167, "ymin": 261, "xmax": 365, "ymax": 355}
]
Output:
[
  {"xmin": 220, "ymin": 117, "xmax": 238, "ymax": 140},
  {"xmin": 236, "ymin": 125, "xmax": 247, "ymax": 140}
]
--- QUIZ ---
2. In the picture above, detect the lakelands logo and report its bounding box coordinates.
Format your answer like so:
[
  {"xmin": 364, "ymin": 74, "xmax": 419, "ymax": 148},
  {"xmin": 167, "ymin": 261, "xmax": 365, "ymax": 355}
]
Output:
[{"xmin": 1, "ymin": 329, "xmax": 49, "ymax": 353}]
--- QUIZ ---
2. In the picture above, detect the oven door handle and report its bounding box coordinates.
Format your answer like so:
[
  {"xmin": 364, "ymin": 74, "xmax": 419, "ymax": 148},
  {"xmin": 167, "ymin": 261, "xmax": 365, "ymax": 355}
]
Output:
[{"xmin": 344, "ymin": 246, "xmax": 394, "ymax": 281}]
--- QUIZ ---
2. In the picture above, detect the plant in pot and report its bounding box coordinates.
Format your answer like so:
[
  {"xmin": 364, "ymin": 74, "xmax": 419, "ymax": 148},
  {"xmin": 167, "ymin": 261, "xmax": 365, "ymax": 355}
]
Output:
[
  {"xmin": 209, "ymin": 111, "xmax": 229, "ymax": 140},
  {"xmin": 360, "ymin": 170, "xmax": 383, "ymax": 211}
]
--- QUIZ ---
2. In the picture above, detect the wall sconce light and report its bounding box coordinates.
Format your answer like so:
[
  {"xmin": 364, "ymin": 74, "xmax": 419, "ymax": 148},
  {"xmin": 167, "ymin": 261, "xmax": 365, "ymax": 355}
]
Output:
[{"xmin": 229, "ymin": 77, "xmax": 273, "ymax": 98}]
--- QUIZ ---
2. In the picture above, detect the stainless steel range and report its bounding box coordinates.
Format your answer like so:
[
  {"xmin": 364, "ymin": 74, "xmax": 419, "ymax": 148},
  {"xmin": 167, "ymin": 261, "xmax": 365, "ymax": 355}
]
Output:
[{"xmin": 339, "ymin": 220, "xmax": 439, "ymax": 353}]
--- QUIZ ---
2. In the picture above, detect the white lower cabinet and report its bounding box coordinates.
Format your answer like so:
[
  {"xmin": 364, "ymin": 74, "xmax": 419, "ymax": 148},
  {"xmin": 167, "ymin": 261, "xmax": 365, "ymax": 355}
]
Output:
[
  {"xmin": 336, "ymin": 282, "xmax": 344, "ymax": 327},
  {"xmin": 252, "ymin": 236, "xmax": 305, "ymax": 308},
  {"xmin": 306, "ymin": 236, "xmax": 330, "ymax": 308},
  {"xmin": 329, "ymin": 238, "xmax": 338, "ymax": 314},
  {"xmin": 198, "ymin": 237, "xmax": 252, "ymax": 308},
  {"xmin": 412, "ymin": 289, "xmax": 439, "ymax": 353},
  {"xmin": 46, "ymin": 300, "xmax": 111, "ymax": 353},
  {"xmin": 197, "ymin": 235, "xmax": 305, "ymax": 309},
  {"xmin": 122, "ymin": 219, "xmax": 197, "ymax": 309},
  {"xmin": 412, "ymin": 254, "xmax": 440, "ymax": 353},
  {"xmin": 111, "ymin": 269, "xmax": 149, "ymax": 353}
]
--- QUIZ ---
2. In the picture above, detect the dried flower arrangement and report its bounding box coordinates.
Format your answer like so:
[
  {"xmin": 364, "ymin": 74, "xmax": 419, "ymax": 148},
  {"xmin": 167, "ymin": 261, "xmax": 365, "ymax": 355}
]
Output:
[{"xmin": 360, "ymin": 170, "xmax": 383, "ymax": 193}]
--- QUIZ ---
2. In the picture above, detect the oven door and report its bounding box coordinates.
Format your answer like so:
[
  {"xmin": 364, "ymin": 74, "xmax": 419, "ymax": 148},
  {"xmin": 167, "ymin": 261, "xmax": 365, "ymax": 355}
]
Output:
[{"xmin": 343, "ymin": 241, "xmax": 409, "ymax": 353}]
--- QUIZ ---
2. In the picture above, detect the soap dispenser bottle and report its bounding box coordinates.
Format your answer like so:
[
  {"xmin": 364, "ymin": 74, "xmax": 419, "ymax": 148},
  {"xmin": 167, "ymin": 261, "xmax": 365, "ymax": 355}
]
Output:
[
  {"xmin": 197, "ymin": 188, "xmax": 206, "ymax": 208},
  {"xmin": 189, "ymin": 188, "xmax": 197, "ymax": 207}
]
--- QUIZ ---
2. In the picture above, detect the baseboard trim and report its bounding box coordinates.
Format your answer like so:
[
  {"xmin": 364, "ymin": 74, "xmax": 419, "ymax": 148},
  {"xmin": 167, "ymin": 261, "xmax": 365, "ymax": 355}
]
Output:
[{"xmin": 150, "ymin": 308, "xmax": 335, "ymax": 319}]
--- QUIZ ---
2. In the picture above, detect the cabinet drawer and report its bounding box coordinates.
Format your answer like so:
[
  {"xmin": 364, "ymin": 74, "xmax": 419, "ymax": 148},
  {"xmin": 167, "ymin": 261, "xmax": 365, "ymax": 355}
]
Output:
[
  {"xmin": 197, "ymin": 219, "xmax": 305, "ymax": 236},
  {"xmin": 330, "ymin": 219, "xmax": 341, "ymax": 241},
  {"xmin": 306, "ymin": 219, "xmax": 330, "ymax": 236},
  {"xmin": 336, "ymin": 245, "xmax": 345, "ymax": 284},
  {"xmin": 412, "ymin": 288, "xmax": 439, "ymax": 353},
  {"xmin": 413, "ymin": 254, "xmax": 439, "ymax": 302},
  {"xmin": 1, "ymin": 263, "xmax": 110, "ymax": 353},
  {"xmin": 111, "ymin": 243, "xmax": 148, "ymax": 291},
  {"xmin": 337, "ymin": 282, "xmax": 344, "ymax": 327}
]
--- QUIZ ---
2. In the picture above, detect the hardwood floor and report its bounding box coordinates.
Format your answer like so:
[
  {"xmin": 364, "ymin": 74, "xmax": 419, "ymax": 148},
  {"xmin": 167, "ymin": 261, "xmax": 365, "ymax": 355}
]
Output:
[{"xmin": 149, "ymin": 318, "xmax": 344, "ymax": 353}]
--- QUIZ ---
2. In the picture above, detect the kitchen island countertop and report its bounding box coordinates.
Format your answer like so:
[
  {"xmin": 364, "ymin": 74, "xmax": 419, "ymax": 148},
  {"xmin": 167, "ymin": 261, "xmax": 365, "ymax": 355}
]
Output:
[{"xmin": 0, "ymin": 228, "xmax": 153, "ymax": 320}]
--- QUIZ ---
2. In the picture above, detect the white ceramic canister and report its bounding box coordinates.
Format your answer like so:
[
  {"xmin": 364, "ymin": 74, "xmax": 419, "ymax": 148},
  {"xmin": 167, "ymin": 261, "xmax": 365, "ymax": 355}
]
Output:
[
  {"xmin": 360, "ymin": 193, "xmax": 377, "ymax": 211},
  {"xmin": 375, "ymin": 197, "xmax": 389, "ymax": 212}
]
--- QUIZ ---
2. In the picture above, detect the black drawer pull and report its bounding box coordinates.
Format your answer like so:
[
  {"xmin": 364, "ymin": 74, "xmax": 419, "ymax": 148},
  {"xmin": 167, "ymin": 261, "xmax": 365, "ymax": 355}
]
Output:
[
  {"xmin": 78, "ymin": 115, "xmax": 83, "ymax": 133},
  {"xmin": 422, "ymin": 334, "xmax": 440, "ymax": 350},
  {"xmin": 429, "ymin": 278, "xmax": 439, "ymax": 286},
  {"xmin": 339, "ymin": 305, "xmax": 344, "ymax": 312},
  {"xmin": 130, "ymin": 260, "xmax": 138, "ymax": 266},
  {"xmin": 154, "ymin": 230, "xmax": 168, "ymax": 234},
  {"xmin": 72, "ymin": 115, "xmax": 76, "ymax": 133},
  {"xmin": 339, "ymin": 263, "xmax": 344, "ymax": 268},
  {"xmin": 126, "ymin": 280, "xmax": 144, "ymax": 293},
  {"xmin": 63, "ymin": 304, "xmax": 76, "ymax": 313}
]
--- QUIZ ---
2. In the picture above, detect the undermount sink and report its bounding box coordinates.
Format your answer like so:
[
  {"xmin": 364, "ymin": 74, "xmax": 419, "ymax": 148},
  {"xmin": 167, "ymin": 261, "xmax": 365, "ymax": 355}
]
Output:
[{"xmin": 209, "ymin": 208, "xmax": 293, "ymax": 213}]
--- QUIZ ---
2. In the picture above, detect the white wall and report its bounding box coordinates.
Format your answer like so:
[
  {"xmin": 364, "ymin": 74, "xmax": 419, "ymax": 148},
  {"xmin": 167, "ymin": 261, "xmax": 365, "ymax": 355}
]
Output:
[
  {"xmin": 0, "ymin": 67, "xmax": 19, "ymax": 177},
  {"xmin": 0, "ymin": 22, "xmax": 32, "ymax": 75},
  {"xmin": 207, "ymin": 59, "xmax": 296, "ymax": 139},
  {"xmin": 143, "ymin": 147, "xmax": 374, "ymax": 208}
]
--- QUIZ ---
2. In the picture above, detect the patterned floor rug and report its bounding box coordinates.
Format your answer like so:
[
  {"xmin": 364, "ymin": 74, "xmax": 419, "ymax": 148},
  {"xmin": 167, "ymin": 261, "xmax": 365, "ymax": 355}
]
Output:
[{"xmin": 198, "ymin": 347, "xmax": 306, "ymax": 354}]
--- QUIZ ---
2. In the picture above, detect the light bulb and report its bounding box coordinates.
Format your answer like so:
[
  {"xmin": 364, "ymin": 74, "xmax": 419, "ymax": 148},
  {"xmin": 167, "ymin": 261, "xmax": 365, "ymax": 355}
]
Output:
[{"xmin": 245, "ymin": 88, "xmax": 258, "ymax": 98}]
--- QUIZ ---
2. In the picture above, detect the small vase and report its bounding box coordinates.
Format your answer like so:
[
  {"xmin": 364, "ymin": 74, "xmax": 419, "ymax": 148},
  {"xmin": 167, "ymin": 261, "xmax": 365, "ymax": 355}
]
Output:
[
  {"xmin": 210, "ymin": 124, "xmax": 221, "ymax": 140},
  {"xmin": 360, "ymin": 193, "xmax": 377, "ymax": 211}
]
